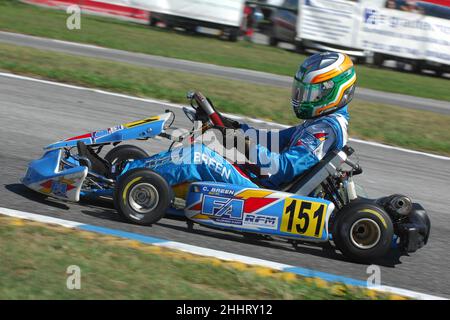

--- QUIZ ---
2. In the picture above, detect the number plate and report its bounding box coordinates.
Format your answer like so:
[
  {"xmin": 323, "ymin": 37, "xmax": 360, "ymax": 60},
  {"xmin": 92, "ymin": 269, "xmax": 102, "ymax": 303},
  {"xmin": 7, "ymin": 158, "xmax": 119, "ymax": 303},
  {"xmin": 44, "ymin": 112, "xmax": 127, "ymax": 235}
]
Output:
[{"xmin": 280, "ymin": 198, "xmax": 327, "ymax": 238}]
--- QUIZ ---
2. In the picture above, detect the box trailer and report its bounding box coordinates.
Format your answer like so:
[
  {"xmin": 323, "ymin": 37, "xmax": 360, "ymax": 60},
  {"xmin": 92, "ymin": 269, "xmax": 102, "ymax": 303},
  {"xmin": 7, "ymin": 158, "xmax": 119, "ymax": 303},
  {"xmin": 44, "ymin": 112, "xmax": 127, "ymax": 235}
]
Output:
[
  {"xmin": 97, "ymin": 0, "xmax": 246, "ymax": 41},
  {"xmin": 295, "ymin": 0, "xmax": 450, "ymax": 73}
]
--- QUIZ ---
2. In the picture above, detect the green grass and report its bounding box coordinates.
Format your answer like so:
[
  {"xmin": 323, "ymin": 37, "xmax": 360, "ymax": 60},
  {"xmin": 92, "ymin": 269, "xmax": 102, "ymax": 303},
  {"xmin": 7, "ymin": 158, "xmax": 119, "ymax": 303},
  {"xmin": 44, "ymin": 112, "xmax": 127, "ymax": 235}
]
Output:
[
  {"xmin": 1, "ymin": 42, "xmax": 449, "ymax": 155},
  {"xmin": 0, "ymin": 216, "xmax": 388, "ymax": 299},
  {"xmin": 0, "ymin": 0, "xmax": 449, "ymax": 101}
]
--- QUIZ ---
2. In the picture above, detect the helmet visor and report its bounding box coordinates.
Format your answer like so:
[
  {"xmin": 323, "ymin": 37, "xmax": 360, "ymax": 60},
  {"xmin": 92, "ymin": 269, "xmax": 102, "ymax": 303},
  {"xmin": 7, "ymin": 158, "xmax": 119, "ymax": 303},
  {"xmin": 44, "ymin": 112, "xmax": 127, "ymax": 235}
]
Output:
[{"xmin": 291, "ymin": 79, "xmax": 335, "ymax": 105}]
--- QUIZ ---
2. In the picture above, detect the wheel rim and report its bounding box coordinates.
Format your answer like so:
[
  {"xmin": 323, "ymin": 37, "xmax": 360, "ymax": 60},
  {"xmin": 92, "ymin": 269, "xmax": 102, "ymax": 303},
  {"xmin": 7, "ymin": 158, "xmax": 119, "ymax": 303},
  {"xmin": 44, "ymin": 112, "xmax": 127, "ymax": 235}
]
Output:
[
  {"xmin": 128, "ymin": 183, "xmax": 160, "ymax": 219},
  {"xmin": 349, "ymin": 218, "xmax": 381, "ymax": 250}
]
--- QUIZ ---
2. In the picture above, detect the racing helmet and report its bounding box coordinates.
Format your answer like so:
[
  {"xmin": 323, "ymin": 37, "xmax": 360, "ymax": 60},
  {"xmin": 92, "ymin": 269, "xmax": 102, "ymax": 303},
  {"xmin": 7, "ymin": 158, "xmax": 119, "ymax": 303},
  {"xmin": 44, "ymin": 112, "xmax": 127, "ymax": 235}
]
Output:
[{"xmin": 291, "ymin": 52, "xmax": 356, "ymax": 119}]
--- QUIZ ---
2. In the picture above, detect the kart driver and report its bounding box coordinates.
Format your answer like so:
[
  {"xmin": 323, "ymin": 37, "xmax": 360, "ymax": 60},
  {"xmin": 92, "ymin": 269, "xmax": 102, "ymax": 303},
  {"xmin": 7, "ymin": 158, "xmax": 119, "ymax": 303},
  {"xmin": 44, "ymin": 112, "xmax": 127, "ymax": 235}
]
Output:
[{"xmin": 126, "ymin": 52, "xmax": 356, "ymax": 190}]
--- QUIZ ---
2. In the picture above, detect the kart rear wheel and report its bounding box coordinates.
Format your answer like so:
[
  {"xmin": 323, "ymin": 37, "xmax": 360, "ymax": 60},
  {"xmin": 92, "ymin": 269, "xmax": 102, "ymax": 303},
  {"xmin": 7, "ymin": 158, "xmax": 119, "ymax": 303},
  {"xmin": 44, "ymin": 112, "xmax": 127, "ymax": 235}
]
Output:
[
  {"xmin": 105, "ymin": 145, "xmax": 149, "ymax": 176},
  {"xmin": 114, "ymin": 169, "xmax": 172, "ymax": 225},
  {"xmin": 333, "ymin": 201, "xmax": 394, "ymax": 263}
]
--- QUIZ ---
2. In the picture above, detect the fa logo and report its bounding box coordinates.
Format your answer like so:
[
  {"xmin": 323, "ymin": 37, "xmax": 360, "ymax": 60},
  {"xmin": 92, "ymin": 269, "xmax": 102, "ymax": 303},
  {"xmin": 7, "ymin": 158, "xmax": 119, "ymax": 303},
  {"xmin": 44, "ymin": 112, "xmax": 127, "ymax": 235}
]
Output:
[
  {"xmin": 202, "ymin": 195, "xmax": 243, "ymax": 219},
  {"xmin": 66, "ymin": 265, "xmax": 81, "ymax": 290},
  {"xmin": 66, "ymin": 5, "xmax": 81, "ymax": 30}
]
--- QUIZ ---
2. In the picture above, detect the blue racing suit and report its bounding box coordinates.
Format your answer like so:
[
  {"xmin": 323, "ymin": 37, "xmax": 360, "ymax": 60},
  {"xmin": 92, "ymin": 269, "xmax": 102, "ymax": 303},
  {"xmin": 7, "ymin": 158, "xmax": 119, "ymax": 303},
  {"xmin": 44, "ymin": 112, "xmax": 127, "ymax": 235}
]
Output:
[{"xmin": 124, "ymin": 106, "xmax": 349, "ymax": 189}]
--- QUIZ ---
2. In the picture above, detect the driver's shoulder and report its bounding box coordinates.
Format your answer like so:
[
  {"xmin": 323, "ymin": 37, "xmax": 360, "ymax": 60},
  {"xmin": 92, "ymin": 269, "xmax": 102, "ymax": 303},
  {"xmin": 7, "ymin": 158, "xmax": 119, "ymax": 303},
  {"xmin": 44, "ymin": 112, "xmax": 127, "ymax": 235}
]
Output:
[
  {"xmin": 302, "ymin": 115, "xmax": 348, "ymax": 148},
  {"xmin": 308, "ymin": 113, "xmax": 348, "ymax": 134}
]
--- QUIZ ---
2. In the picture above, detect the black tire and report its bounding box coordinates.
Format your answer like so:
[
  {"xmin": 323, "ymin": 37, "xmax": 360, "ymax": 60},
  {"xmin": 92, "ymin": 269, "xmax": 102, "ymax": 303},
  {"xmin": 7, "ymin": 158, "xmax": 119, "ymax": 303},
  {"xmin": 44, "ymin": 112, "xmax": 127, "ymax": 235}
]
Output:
[
  {"xmin": 354, "ymin": 56, "xmax": 366, "ymax": 65},
  {"xmin": 149, "ymin": 17, "xmax": 158, "ymax": 27},
  {"xmin": 104, "ymin": 144, "xmax": 149, "ymax": 175},
  {"xmin": 184, "ymin": 25, "xmax": 197, "ymax": 34},
  {"xmin": 227, "ymin": 28, "xmax": 239, "ymax": 42},
  {"xmin": 269, "ymin": 36, "xmax": 278, "ymax": 47},
  {"xmin": 114, "ymin": 169, "xmax": 172, "ymax": 225},
  {"xmin": 410, "ymin": 60, "xmax": 423, "ymax": 74},
  {"xmin": 434, "ymin": 69, "xmax": 443, "ymax": 77},
  {"xmin": 372, "ymin": 52, "xmax": 384, "ymax": 67},
  {"xmin": 294, "ymin": 41, "xmax": 305, "ymax": 54},
  {"xmin": 332, "ymin": 202, "xmax": 394, "ymax": 263}
]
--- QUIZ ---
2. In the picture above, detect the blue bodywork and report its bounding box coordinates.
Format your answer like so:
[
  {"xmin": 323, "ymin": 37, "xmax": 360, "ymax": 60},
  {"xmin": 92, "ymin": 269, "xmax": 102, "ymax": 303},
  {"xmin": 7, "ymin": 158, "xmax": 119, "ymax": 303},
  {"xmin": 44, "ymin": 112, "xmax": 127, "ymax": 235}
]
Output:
[
  {"xmin": 184, "ymin": 182, "xmax": 334, "ymax": 242},
  {"xmin": 22, "ymin": 113, "xmax": 171, "ymax": 201},
  {"xmin": 22, "ymin": 149, "xmax": 88, "ymax": 202},
  {"xmin": 44, "ymin": 114, "xmax": 171, "ymax": 150}
]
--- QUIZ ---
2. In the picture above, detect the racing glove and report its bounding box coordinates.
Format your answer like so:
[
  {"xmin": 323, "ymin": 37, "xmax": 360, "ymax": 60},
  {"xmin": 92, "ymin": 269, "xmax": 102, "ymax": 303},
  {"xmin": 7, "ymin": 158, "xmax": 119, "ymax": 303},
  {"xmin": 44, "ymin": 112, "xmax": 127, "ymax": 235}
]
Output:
[{"xmin": 207, "ymin": 126, "xmax": 255, "ymax": 164}]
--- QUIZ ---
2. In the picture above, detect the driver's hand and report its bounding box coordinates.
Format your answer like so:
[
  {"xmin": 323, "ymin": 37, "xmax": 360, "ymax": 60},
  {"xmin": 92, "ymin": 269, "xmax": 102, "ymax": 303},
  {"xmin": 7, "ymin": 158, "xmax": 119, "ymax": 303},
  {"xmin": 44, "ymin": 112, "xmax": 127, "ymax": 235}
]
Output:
[
  {"xmin": 220, "ymin": 116, "xmax": 242, "ymax": 130},
  {"xmin": 209, "ymin": 126, "xmax": 255, "ymax": 164}
]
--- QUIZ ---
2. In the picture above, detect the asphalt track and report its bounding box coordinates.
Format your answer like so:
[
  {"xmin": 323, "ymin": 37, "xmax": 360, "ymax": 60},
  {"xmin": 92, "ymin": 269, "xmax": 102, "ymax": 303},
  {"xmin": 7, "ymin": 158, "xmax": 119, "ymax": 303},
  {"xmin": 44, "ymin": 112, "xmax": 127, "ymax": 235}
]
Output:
[
  {"xmin": 1, "ymin": 74, "xmax": 449, "ymax": 297},
  {"xmin": 1, "ymin": 31, "xmax": 450, "ymax": 115}
]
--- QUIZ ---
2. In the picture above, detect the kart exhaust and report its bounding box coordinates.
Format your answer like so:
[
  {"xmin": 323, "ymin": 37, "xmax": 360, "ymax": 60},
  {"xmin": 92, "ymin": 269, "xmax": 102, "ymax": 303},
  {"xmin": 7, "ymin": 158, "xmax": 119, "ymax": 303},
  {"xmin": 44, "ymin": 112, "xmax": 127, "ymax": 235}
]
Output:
[
  {"xmin": 382, "ymin": 194, "xmax": 413, "ymax": 216},
  {"xmin": 378, "ymin": 194, "xmax": 430, "ymax": 253},
  {"xmin": 397, "ymin": 203, "xmax": 431, "ymax": 252}
]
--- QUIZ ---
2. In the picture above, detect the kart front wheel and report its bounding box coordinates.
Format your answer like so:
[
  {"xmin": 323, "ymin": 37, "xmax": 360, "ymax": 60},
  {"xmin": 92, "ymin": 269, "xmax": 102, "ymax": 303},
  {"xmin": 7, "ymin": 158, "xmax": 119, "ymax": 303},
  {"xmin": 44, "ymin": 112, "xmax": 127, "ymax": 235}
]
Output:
[
  {"xmin": 333, "ymin": 202, "xmax": 394, "ymax": 263},
  {"xmin": 114, "ymin": 169, "xmax": 171, "ymax": 225}
]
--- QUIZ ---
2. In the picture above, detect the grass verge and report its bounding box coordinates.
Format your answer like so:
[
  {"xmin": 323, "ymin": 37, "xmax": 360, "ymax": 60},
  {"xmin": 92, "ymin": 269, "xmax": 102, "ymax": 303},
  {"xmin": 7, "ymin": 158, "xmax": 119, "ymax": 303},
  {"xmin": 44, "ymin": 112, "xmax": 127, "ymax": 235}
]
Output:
[
  {"xmin": 0, "ymin": 1, "xmax": 449, "ymax": 101},
  {"xmin": 0, "ymin": 214, "xmax": 399, "ymax": 299},
  {"xmin": 1, "ymin": 43, "xmax": 449, "ymax": 155}
]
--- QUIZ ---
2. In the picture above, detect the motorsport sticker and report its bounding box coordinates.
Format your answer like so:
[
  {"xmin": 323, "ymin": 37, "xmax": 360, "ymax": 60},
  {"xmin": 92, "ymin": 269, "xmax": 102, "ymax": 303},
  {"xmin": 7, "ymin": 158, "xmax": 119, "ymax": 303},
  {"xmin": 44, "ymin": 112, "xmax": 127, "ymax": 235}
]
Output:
[
  {"xmin": 201, "ymin": 195, "xmax": 244, "ymax": 225},
  {"xmin": 93, "ymin": 130, "xmax": 108, "ymax": 140},
  {"xmin": 243, "ymin": 213, "xmax": 278, "ymax": 230},
  {"xmin": 39, "ymin": 178, "xmax": 76, "ymax": 198},
  {"xmin": 201, "ymin": 185, "xmax": 236, "ymax": 196},
  {"xmin": 51, "ymin": 180, "xmax": 68, "ymax": 197},
  {"xmin": 108, "ymin": 125, "xmax": 124, "ymax": 134}
]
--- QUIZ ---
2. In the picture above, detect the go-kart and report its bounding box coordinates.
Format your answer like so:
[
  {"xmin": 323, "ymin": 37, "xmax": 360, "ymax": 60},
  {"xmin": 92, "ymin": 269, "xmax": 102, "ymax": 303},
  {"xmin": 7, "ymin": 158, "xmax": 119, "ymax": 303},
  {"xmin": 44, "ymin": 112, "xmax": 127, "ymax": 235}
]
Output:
[{"xmin": 22, "ymin": 91, "xmax": 430, "ymax": 262}]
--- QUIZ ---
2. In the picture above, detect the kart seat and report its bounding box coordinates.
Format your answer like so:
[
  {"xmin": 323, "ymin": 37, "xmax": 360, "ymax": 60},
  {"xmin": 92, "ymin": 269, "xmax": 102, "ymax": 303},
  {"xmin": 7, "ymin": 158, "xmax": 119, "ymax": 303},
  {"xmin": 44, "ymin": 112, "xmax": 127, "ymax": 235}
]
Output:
[
  {"xmin": 279, "ymin": 146, "xmax": 354, "ymax": 195},
  {"xmin": 77, "ymin": 141, "xmax": 111, "ymax": 178},
  {"xmin": 265, "ymin": 148, "xmax": 342, "ymax": 194},
  {"xmin": 236, "ymin": 149, "xmax": 342, "ymax": 192}
]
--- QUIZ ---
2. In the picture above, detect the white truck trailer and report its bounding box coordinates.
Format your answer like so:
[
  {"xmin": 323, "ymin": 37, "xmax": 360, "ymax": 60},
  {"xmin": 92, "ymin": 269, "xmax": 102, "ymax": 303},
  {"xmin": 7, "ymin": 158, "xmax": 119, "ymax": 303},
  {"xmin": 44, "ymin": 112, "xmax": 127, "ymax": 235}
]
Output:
[{"xmin": 97, "ymin": 0, "xmax": 246, "ymax": 41}]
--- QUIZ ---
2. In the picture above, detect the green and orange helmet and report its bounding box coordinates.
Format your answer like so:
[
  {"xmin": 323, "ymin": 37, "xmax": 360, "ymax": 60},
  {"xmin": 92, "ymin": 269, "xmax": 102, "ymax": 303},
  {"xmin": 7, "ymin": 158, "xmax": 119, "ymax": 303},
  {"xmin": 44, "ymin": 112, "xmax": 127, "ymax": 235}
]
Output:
[{"xmin": 291, "ymin": 52, "xmax": 356, "ymax": 119}]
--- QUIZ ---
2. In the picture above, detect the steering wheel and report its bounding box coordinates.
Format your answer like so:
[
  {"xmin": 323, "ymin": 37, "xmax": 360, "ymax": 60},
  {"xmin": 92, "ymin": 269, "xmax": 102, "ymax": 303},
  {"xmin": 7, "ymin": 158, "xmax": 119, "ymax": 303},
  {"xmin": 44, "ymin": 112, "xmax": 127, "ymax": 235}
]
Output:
[
  {"xmin": 187, "ymin": 91, "xmax": 226, "ymax": 127},
  {"xmin": 184, "ymin": 92, "xmax": 263, "ymax": 179}
]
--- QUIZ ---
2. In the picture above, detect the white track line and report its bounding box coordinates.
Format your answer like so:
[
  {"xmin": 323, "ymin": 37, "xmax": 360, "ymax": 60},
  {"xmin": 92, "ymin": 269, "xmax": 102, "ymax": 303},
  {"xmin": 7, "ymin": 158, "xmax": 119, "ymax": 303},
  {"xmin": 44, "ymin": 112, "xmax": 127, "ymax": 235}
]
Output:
[
  {"xmin": 0, "ymin": 207, "xmax": 83, "ymax": 228},
  {"xmin": 1, "ymin": 71, "xmax": 449, "ymax": 161}
]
